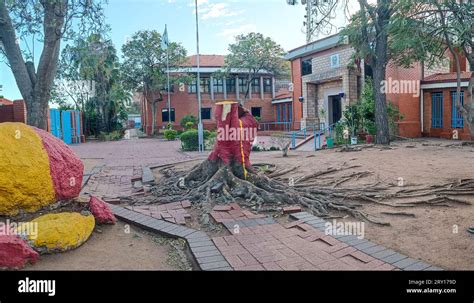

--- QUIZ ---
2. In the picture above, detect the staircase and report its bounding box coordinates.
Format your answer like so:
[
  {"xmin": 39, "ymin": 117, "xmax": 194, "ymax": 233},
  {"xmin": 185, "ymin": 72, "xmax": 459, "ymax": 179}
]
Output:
[{"xmin": 290, "ymin": 123, "xmax": 336, "ymax": 151}]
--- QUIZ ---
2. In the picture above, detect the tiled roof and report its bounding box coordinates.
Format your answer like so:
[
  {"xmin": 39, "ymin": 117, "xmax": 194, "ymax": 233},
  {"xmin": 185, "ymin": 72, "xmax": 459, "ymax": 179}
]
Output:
[
  {"xmin": 0, "ymin": 98, "xmax": 13, "ymax": 105},
  {"xmin": 422, "ymin": 72, "xmax": 472, "ymax": 83},
  {"xmin": 184, "ymin": 55, "xmax": 225, "ymax": 67}
]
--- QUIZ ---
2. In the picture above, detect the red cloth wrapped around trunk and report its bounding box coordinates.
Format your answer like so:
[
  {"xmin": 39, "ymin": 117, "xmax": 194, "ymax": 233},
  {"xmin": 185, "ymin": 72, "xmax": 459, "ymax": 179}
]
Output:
[{"xmin": 209, "ymin": 102, "xmax": 258, "ymax": 170}]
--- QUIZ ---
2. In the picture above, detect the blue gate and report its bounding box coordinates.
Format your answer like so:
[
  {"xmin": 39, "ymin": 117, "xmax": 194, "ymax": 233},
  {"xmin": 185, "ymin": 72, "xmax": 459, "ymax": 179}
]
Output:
[
  {"xmin": 50, "ymin": 109, "xmax": 62, "ymax": 139},
  {"xmin": 49, "ymin": 109, "xmax": 82, "ymax": 145}
]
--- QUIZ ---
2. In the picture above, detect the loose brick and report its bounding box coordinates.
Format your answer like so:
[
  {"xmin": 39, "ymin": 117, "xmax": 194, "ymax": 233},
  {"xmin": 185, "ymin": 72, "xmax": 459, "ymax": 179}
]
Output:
[
  {"xmin": 213, "ymin": 205, "xmax": 232, "ymax": 211},
  {"xmin": 283, "ymin": 206, "xmax": 302, "ymax": 214}
]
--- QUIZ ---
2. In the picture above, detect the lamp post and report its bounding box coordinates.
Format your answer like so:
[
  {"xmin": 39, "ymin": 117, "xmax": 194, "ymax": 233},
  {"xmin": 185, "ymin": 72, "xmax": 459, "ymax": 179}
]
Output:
[{"xmin": 194, "ymin": 0, "xmax": 204, "ymax": 153}]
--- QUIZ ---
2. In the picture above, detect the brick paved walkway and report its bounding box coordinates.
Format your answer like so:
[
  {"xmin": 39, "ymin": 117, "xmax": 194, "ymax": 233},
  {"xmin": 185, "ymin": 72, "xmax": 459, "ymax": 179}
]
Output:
[
  {"xmin": 73, "ymin": 138, "xmax": 206, "ymax": 198},
  {"xmin": 211, "ymin": 212, "xmax": 442, "ymax": 271}
]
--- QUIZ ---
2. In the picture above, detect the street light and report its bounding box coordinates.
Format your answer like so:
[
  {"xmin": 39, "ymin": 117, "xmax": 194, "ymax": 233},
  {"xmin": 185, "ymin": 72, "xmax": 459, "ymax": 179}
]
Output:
[{"xmin": 195, "ymin": 0, "xmax": 204, "ymax": 153}]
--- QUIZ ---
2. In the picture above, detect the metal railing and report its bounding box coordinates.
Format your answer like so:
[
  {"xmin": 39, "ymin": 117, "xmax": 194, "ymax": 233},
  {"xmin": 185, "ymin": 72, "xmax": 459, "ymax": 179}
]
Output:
[
  {"xmin": 291, "ymin": 122, "xmax": 325, "ymax": 148},
  {"xmin": 258, "ymin": 121, "xmax": 302, "ymax": 132}
]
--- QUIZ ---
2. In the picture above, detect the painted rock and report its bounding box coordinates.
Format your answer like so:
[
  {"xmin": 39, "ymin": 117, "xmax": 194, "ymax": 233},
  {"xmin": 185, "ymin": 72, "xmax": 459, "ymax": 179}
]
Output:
[
  {"xmin": 0, "ymin": 235, "xmax": 39, "ymax": 269},
  {"xmin": 0, "ymin": 122, "xmax": 83, "ymax": 215},
  {"xmin": 19, "ymin": 212, "xmax": 95, "ymax": 253},
  {"xmin": 89, "ymin": 196, "xmax": 116, "ymax": 224}
]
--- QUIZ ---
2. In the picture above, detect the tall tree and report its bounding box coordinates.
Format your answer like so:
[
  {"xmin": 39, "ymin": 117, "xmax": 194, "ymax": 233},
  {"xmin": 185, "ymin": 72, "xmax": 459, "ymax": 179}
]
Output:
[
  {"xmin": 223, "ymin": 32, "xmax": 288, "ymax": 103},
  {"xmin": 121, "ymin": 30, "xmax": 188, "ymax": 135},
  {"xmin": 301, "ymin": 0, "xmax": 398, "ymax": 144},
  {"xmin": 0, "ymin": 0, "xmax": 106, "ymax": 129},
  {"xmin": 54, "ymin": 34, "xmax": 130, "ymax": 134}
]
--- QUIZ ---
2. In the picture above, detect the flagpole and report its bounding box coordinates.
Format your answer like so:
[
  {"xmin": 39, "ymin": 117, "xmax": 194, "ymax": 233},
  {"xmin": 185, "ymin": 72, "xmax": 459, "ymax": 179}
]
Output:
[
  {"xmin": 165, "ymin": 25, "xmax": 171, "ymax": 125},
  {"xmin": 195, "ymin": 0, "xmax": 204, "ymax": 153}
]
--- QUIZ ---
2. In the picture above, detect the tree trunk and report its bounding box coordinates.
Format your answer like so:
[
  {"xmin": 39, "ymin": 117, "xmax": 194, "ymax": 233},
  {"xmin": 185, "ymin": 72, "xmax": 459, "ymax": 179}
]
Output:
[
  {"xmin": 151, "ymin": 101, "xmax": 157, "ymax": 136},
  {"xmin": 0, "ymin": 1, "xmax": 66, "ymax": 130},
  {"xmin": 372, "ymin": 0, "xmax": 391, "ymax": 145}
]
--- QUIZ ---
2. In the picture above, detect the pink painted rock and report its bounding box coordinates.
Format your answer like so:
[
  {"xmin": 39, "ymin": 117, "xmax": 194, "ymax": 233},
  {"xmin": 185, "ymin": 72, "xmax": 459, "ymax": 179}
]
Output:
[
  {"xmin": 89, "ymin": 196, "xmax": 116, "ymax": 224},
  {"xmin": 34, "ymin": 128, "xmax": 84, "ymax": 200},
  {"xmin": 0, "ymin": 235, "xmax": 39, "ymax": 269}
]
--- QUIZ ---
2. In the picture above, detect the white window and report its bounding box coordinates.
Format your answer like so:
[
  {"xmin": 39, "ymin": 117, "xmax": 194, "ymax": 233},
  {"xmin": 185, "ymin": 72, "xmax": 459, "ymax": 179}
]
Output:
[{"xmin": 330, "ymin": 54, "xmax": 340, "ymax": 68}]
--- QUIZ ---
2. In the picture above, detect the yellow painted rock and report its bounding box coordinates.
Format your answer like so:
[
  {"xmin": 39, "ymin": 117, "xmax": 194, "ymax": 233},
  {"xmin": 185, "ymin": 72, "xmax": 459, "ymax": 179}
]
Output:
[
  {"xmin": 20, "ymin": 212, "xmax": 95, "ymax": 253},
  {"xmin": 0, "ymin": 122, "xmax": 83, "ymax": 215}
]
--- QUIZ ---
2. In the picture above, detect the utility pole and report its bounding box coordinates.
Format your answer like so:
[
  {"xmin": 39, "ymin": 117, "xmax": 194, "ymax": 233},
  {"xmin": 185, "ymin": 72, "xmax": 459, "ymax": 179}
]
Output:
[
  {"xmin": 287, "ymin": 0, "xmax": 314, "ymax": 43},
  {"xmin": 195, "ymin": 0, "xmax": 204, "ymax": 153}
]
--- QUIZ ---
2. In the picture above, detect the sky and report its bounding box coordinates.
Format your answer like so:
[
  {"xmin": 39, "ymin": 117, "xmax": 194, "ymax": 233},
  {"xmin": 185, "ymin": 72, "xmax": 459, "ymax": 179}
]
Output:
[{"xmin": 0, "ymin": 0, "xmax": 353, "ymax": 100}]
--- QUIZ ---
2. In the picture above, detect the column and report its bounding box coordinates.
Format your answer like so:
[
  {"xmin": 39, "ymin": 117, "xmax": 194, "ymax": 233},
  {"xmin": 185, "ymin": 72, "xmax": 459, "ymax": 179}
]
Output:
[
  {"xmin": 236, "ymin": 75, "xmax": 240, "ymax": 100},
  {"xmin": 272, "ymin": 77, "xmax": 276, "ymax": 99},
  {"xmin": 210, "ymin": 75, "xmax": 215, "ymax": 100},
  {"xmin": 260, "ymin": 76, "xmax": 264, "ymax": 100},
  {"xmin": 249, "ymin": 77, "xmax": 252, "ymax": 99},
  {"xmin": 223, "ymin": 76, "xmax": 227, "ymax": 99}
]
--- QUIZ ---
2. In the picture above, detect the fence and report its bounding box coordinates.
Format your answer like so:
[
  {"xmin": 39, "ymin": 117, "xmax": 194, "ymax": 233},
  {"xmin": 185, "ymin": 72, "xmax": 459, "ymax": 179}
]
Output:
[{"xmin": 49, "ymin": 109, "xmax": 84, "ymax": 144}]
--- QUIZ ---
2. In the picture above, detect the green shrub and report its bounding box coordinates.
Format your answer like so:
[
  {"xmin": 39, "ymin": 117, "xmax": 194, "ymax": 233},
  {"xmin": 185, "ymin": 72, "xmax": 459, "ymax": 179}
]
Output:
[
  {"xmin": 252, "ymin": 145, "xmax": 261, "ymax": 152},
  {"xmin": 164, "ymin": 129, "xmax": 178, "ymax": 141},
  {"xmin": 180, "ymin": 115, "xmax": 197, "ymax": 130},
  {"xmin": 180, "ymin": 129, "xmax": 212, "ymax": 151},
  {"xmin": 269, "ymin": 146, "xmax": 280, "ymax": 151},
  {"xmin": 98, "ymin": 130, "xmax": 122, "ymax": 141}
]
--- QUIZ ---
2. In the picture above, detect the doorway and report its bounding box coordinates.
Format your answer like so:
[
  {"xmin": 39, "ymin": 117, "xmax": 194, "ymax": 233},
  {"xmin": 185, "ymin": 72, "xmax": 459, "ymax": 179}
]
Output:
[{"xmin": 329, "ymin": 95, "xmax": 342, "ymax": 125}]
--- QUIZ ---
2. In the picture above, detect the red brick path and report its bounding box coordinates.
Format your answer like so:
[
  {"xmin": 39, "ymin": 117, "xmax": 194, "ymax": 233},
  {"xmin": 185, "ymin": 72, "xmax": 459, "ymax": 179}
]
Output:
[{"xmin": 212, "ymin": 220, "xmax": 396, "ymax": 271}]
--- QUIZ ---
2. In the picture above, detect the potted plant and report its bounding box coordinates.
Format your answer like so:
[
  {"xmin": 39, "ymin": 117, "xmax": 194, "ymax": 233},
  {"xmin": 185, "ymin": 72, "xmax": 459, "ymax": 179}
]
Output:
[{"xmin": 343, "ymin": 105, "xmax": 360, "ymax": 145}]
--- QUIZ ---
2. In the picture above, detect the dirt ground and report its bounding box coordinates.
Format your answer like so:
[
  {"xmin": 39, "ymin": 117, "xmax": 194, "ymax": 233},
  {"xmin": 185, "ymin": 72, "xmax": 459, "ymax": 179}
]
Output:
[
  {"xmin": 24, "ymin": 221, "xmax": 190, "ymax": 270},
  {"xmin": 246, "ymin": 138, "xmax": 474, "ymax": 270}
]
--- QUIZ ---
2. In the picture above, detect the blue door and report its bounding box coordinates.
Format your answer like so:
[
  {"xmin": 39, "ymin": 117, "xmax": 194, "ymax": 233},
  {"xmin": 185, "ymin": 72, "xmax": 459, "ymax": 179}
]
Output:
[
  {"xmin": 431, "ymin": 92, "xmax": 443, "ymax": 128},
  {"xmin": 49, "ymin": 109, "xmax": 62, "ymax": 139},
  {"xmin": 74, "ymin": 111, "xmax": 81, "ymax": 139},
  {"xmin": 61, "ymin": 110, "xmax": 72, "ymax": 144},
  {"xmin": 451, "ymin": 91, "xmax": 464, "ymax": 128}
]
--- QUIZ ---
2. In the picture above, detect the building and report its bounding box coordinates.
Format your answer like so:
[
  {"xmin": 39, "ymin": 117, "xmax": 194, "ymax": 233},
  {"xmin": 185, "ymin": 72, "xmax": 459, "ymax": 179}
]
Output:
[
  {"xmin": 140, "ymin": 55, "xmax": 290, "ymax": 135},
  {"xmin": 285, "ymin": 33, "xmax": 472, "ymax": 140},
  {"xmin": 0, "ymin": 98, "xmax": 27, "ymax": 124}
]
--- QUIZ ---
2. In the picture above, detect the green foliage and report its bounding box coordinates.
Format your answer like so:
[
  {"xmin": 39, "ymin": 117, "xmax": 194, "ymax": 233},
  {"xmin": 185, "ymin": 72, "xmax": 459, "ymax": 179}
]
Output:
[
  {"xmin": 179, "ymin": 129, "xmax": 212, "ymax": 151},
  {"xmin": 98, "ymin": 130, "xmax": 123, "ymax": 141},
  {"xmin": 55, "ymin": 34, "xmax": 131, "ymax": 136},
  {"xmin": 164, "ymin": 129, "xmax": 178, "ymax": 141},
  {"xmin": 222, "ymin": 32, "xmax": 289, "ymax": 98},
  {"xmin": 254, "ymin": 116, "xmax": 262, "ymax": 122},
  {"xmin": 387, "ymin": 101, "xmax": 404, "ymax": 138},
  {"xmin": 180, "ymin": 115, "xmax": 197, "ymax": 130},
  {"xmin": 252, "ymin": 145, "xmax": 262, "ymax": 152},
  {"xmin": 334, "ymin": 122, "xmax": 347, "ymax": 145},
  {"xmin": 343, "ymin": 104, "xmax": 361, "ymax": 137}
]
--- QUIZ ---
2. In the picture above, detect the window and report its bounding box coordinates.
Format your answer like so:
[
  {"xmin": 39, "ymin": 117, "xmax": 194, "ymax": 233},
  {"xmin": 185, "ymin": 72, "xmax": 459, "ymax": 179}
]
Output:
[
  {"xmin": 161, "ymin": 85, "xmax": 174, "ymax": 93},
  {"xmin": 188, "ymin": 79, "xmax": 197, "ymax": 93},
  {"xmin": 201, "ymin": 108, "xmax": 211, "ymax": 120},
  {"xmin": 251, "ymin": 107, "xmax": 261, "ymax": 119},
  {"xmin": 252, "ymin": 78, "xmax": 261, "ymax": 93},
  {"xmin": 200, "ymin": 77, "xmax": 211, "ymax": 93},
  {"xmin": 213, "ymin": 78, "xmax": 224, "ymax": 93},
  {"xmin": 263, "ymin": 78, "xmax": 272, "ymax": 93},
  {"xmin": 226, "ymin": 78, "xmax": 236, "ymax": 93},
  {"xmin": 239, "ymin": 77, "xmax": 249, "ymax": 93},
  {"xmin": 301, "ymin": 58, "xmax": 312, "ymax": 76},
  {"xmin": 330, "ymin": 54, "xmax": 340, "ymax": 68},
  {"xmin": 162, "ymin": 108, "xmax": 175, "ymax": 122},
  {"xmin": 431, "ymin": 92, "xmax": 443, "ymax": 128},
  {"xmin": 451, "ymin": 91, "xmax": 464, "ymax": 128}
]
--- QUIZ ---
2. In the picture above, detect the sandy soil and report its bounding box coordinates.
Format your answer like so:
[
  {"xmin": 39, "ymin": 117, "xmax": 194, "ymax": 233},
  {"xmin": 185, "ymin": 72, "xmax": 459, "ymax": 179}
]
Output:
[
  {"xmin": 25, "ymin": 221, "xmax": 188, "ymax": 270},
  {"xmin": 247, "ymin": 138, "xmax": 474, "ymax": 270}
]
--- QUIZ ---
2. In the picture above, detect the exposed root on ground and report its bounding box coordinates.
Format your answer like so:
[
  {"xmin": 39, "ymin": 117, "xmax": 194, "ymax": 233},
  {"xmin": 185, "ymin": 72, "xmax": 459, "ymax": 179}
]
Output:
[{"xmin": 145, "ymin": 160, "xmax": 474, "ymax": 227}]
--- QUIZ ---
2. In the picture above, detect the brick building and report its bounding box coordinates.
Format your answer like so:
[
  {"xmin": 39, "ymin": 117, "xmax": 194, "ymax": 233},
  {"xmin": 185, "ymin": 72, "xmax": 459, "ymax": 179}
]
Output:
[
  {"xmin": 286, "ymin": 33, "xmax": 472, "ymax": 140},
  {"xmin": 0, "ymin": 98, "xmax": 27, "ymax": 124},
  {"xmin": 140, "ymin": 55, "xmax": 290, "ymax": 135}
]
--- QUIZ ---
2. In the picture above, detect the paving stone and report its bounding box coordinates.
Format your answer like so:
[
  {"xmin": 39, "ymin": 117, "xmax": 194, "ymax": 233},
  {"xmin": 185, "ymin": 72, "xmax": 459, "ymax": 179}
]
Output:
[
  {"xmin": 193, "ymin": 250, "xmax": 223, "ymax": 259},
  {"xmin": 255, "ymin": 218, "xmax": 268, "ymax": 225},
  {"xmin": 283, "ymin": 206, "xmax": 302, "ymax": 214},
  {"xmin": 160, "ymin": 223, "xmax": 181, "ymax": 233},
  {"xmin": 189, "ymin": 240, "xmax": 215, "ymax": 248},
  {"xmin": 361, "ymin": 245, "xmax": 387, "ymax": 255},
  {"xmin": 200, "ymin": 261, "xmax": 231, "ymax": 270},
  {"xmin": 337, "ymin": 235, "xmax": 359, "ymax": 243},
  {"xmin": 346, "ymin": 238, "xmax": 368, "ymax": 246},
  {"xmin": 305, "ymin": 218, "xmax": 326, "ymax": 225},
  {"xmin": 191, "ymin": 246, "xmax": 220, "ymax": 253},
  {"xmin": 197, "ymin": 255, "xmax": 226, "ymax": 264},
  {"xmin": 354, "ymin": 241, "xmax": 377, "ymax": 251},
  {"xmin": 382, "ymin": 253, "xmax": 408, "ymax": 264},
  {"xmin": 404, "ymin": 261, "xmax": 431, "ymax": 271},
  {"xmin": 141, "ymin": 166, "xmax": 155, "ymax": 184},
  {"xmin": 392, "ymin": 257, "xmax": 419, "ymax": 269},
  {"xmin": 371, "ymin": 249, "xmax": 398, "ymax": 259},
  {"xmin": 289, "ymin": 212, "xmax": 312, "ymax": 220}
]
